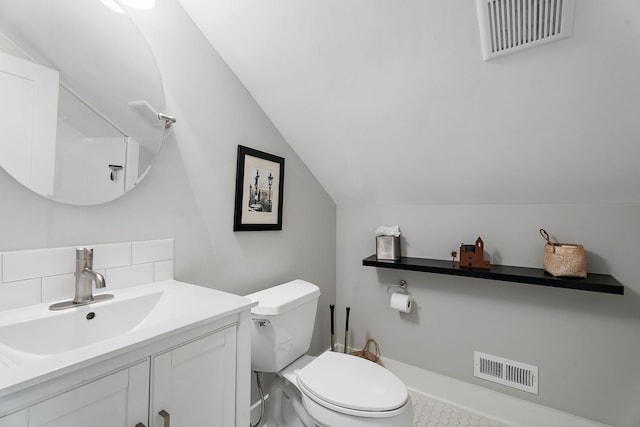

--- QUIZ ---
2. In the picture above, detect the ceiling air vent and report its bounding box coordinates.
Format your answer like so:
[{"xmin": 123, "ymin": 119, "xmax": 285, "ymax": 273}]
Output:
[
  {"xmin": 476, "ymin": 0, "xmax": 575, "ymax": 60},
  {"xmin": 474, "ymin": 351, "xmax": 539, "ymax": 394}
]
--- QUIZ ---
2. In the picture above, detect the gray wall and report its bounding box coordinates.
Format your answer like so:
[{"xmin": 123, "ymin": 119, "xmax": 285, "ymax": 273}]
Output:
[
  {"xmin": 3, "ymin": 2, "xmax": 639, "ymax": 426},
  {"xmin": 337, "ymin": 203, "xmax": 640, "ymax": 426},
  {"xmin": 0, "ymin": 0, "xmax": 336, "ymax": 355},
  {"xmin": 180, "ymin": 1, "xmax": 640, "ymax": 207}
]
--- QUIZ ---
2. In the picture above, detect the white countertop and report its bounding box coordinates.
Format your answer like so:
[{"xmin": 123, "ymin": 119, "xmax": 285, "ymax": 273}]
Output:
[{"xmin": 0, "ymin": 280, "xmax": 256, "ymax": 398}]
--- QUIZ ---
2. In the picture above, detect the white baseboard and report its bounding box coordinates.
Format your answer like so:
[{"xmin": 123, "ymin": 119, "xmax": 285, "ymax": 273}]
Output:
[
  {"xmin": 250, "ymin": 347, "xmax": 609, "ymax": 427},
  {"xmin": 382, "ymin": 355, "xmax": 610, "ymax": 427}
]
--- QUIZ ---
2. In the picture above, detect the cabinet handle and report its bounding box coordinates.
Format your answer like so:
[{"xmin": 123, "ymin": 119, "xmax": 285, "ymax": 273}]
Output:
[
  {"xmin": 135, "ymin": 424, "xmax": 146, "ymax": 427},
  {"xmin": 159, "ymin": 409, "xmax": 171, "ymax": 427}
]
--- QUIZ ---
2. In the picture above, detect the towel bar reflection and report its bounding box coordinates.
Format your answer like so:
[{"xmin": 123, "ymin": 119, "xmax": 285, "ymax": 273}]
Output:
[{"xmin": 158, "ymin": 112, "xmax": 176, "ymax": 128}]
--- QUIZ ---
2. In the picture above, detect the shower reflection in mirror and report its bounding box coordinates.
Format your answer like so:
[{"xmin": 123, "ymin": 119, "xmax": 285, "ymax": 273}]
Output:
[{"xmin": 0, "ymin": 0, "xmax": 171, "ymax": 205}]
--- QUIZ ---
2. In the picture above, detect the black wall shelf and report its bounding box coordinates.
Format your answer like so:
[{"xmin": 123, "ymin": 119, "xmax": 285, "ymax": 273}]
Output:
[{"xmin": 362, "ymin": 255, "xmax": 624, "ymax": 295}]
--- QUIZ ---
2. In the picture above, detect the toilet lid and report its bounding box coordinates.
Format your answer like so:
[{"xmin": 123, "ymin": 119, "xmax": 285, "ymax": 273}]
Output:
[{"xmin": 296, "ymin": 351, "xmax": 408, "ymax": 413}]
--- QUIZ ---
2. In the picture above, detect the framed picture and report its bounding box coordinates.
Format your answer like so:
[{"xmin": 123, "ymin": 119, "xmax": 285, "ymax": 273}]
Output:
[{"xmin": 233, "ymin": 145, "xmax": 285, "ymax": 231}]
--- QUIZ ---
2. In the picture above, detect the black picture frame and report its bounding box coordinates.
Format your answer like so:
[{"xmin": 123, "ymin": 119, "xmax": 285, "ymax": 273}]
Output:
[{"xmin": 233, "ymin": 145, "xmax": 285, "ymax": 231}]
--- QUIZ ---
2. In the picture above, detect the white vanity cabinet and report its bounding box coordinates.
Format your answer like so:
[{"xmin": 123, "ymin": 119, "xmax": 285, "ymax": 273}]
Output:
[
  {"xmin": 20, "ymin": 361, "xmax": 149, "ymax": 427},
  {"xmin": 151, "ymin": 325, "xmax": 237, "ymax": 426},
  {"xmin": 0, "ymin": 299, "xmax": 253, "ymax": 427}
]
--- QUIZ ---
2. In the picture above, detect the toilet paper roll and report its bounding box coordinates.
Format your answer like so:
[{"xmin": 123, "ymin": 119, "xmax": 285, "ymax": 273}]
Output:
[{"xmin": 390, "ymin": 292, "xmax": 412, "ymax": 313}]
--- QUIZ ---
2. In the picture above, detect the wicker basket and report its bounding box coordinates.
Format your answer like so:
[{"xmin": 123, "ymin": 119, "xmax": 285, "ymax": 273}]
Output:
[
  {"xmin": 540, "ymin": 229, "xmax": 587, "ymax": 278},
  {"xmin": 350, "ymin": 339, "xmax": 383, "ymax": 366}
]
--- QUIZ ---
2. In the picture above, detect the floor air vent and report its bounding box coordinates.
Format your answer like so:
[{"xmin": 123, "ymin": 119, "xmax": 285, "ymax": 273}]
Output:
[
  {"xmin": 476, "ymin": 0, "xmax": 575, "ymax": 60},
  {"xmin": 474, "ymin": 351, "xmax": 538, "ymax": 394}
]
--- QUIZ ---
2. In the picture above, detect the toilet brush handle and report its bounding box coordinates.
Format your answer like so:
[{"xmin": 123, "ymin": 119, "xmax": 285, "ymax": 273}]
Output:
[
  {"xmin": 344, "ymin": 307, "xmax": 350, "ymax": 353},
  {"xmin": 330, "ymin": 304, "xmax": 335, "ymax": 351}
]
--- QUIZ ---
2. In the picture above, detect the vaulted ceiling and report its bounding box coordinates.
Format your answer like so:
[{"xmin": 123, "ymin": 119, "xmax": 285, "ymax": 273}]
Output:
[{"xmin": 177, "ymin": 0, "xmax": 640, "ymax": 205}]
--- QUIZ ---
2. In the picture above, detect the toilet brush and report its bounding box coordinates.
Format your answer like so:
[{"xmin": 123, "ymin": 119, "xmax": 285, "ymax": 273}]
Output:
[
  {"xmin": 344, "ymin": 306, "xmax": 350, "ymax": 354},
  {"xmin": 330, "ymin": 304, "xmax": 335, "ymax": 351}
]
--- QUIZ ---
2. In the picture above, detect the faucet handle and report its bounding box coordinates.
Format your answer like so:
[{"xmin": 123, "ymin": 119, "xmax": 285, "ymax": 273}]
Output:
[
  {"xmin": 76, "ymin": 247, "xmax": 94, "ymax": 265},
  {"xmin": 76, "ymin": 247, "xmax": 93, "ymax": 257}
]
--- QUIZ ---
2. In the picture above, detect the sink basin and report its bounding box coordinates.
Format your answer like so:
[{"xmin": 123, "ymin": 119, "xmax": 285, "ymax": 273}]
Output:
[
  {"xmin": 0, "ymin": 280, "xmax": 255, "ymax": 396},
  {"xmin": 0, "ymin": 292, "xmax": 162, "ymax": 358}
]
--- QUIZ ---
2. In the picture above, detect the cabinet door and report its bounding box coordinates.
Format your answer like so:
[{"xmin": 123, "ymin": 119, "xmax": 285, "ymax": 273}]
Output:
[
  {"xmin": 152, "ymin": 326, "xmax": 237, "ymax": 427},
  {"xmin": 27, "ymin": 360, "xmax": 149, "ymax": 427},
  {"xmin": 0, "ymin": 409, "xmax": 27, "ymax": 426}
]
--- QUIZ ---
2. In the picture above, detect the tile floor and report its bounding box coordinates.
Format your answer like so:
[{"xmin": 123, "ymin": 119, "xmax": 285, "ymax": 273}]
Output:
[{"xmin": 410, "ymin": 390, "xmax": 509, "ymax": 427}]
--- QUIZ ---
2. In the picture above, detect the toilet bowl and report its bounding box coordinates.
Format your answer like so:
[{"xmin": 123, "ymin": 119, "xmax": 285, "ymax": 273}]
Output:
[
  {"xmin": 265, "ymin": 356, "xmax": 319, "ymax": 427},
  {"xmin": 246, "ymin": 280, "xmax": 413, "ymax": 427},
  {"xmin": 296, "ymin": 351, "xmax": 414, "ymax": 426},
  {"xmin": 265, "ymin": 353, "xmax": 413, "ymax": 427}
]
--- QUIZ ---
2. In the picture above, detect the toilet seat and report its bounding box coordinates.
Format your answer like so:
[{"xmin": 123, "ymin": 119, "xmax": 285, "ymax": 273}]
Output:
[{"xmin": 296, "ymin": 351, "xmax": 409, "ymax": 418}]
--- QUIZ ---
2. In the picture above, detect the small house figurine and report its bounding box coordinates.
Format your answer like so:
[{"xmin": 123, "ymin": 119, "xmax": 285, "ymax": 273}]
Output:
[{"xmin": 457, "ymin": 237, "xmax": 490, "ymax": 270}]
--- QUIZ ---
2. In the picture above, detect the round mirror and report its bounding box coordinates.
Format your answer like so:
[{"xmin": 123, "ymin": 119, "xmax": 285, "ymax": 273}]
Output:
[{"xmin": 0, "ymin": 0, "xmax": 169, "ymax": 205}]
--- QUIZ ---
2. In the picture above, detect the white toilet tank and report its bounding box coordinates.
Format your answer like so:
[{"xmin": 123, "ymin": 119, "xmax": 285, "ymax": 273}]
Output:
[{"xmin": 245, "ymin": 280, "xmax": 320, "ymax": 373}]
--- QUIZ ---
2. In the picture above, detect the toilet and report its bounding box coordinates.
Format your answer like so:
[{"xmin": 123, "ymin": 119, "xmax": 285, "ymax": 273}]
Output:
[{"xmin": 245, "ymin": 280, "xmax": 414, "ymax": 427}]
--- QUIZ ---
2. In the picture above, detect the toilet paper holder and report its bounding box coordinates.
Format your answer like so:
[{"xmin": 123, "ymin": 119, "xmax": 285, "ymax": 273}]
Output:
[
  {"xmin": 388, "ymin": 280, "xmax": 412, "ymax": 313},
  {"xmin": 387, "ymin": 280, "xmax": 408, "ymax": 294}
]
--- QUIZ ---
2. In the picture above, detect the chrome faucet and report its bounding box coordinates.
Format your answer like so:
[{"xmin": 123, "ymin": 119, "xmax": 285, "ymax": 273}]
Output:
[
  {"xmin": 74, "ymin": 247, "xmax": 106, "ymax": 303},
  {"xmin": 49, "ymin": 247, "xmax": 113, "ymax": 310}
]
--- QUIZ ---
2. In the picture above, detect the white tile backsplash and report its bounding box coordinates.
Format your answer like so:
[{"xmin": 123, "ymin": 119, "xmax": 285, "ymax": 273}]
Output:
[
  {"xmin": 132, "ymin": 239, "xmax": 174, "ymax": 264},
  {"xmin": 92, "ymin": 243, "xmax": 132, "ymax": 269},
  {"xmin": 0, "ymin": 239, "xmax": 174, "ymax": 311},
  {"xmin": 41, "ymin": 274, "xmax": 75, "ymax": 302},
  {"xmin": 154, "ymin": 260, "xmax": 174, "ymax": 282},
  {"xmin": 105, "ymin": 263, "xmax": 155, "ymax": 290},
  {"xmin": 2, "ymin": 247, "xmax": 75, "ymax": 282},
  {"xmin": 0, "ymin": 279, "xmax": 42, "ymax": 311}
]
